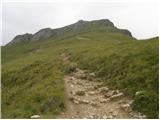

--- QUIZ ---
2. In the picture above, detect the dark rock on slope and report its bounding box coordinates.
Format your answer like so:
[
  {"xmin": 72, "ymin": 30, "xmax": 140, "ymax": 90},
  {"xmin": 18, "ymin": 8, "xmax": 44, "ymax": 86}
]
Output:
[
  {"xmin": 8, "ymin": 33, "xmax": 33, "ymax": 45},
  {"xmin": 32, "ymin": 28, "xmax": 53, "ymax": 41}
]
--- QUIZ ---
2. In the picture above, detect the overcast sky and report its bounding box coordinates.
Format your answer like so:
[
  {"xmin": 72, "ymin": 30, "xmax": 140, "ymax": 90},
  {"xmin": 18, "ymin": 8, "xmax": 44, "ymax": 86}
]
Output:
[{"xmin": 1, "ymin": 2, "xmax": 158, "ymax": 45}]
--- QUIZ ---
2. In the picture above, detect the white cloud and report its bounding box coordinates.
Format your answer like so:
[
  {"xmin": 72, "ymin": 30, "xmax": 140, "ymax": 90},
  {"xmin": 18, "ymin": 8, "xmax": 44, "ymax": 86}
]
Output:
[{"xmin": 2, "ymin": 2, "xmax": 158, "ymax": 45}]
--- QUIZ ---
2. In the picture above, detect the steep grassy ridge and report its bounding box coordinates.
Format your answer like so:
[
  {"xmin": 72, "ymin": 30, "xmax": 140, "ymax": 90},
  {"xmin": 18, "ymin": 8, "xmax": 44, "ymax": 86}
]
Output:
[{"xmin": 2, "ymin": 30, "xmax": 159, "ymax": 118}]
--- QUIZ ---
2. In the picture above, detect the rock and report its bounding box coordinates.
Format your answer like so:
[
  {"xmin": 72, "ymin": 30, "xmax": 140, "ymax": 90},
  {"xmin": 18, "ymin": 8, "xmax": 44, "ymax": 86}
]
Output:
[
  {"xmin": 77, "ymin": 82, "xmax": 83, "ymax": 85},
  {"xmin": 73, "ymin": 100, "xmax": 79, "ymax": 104},
  {"xmin": 75, "ymin": 68, "xmax": 84, "ymax": 74},
  {"xmin": 94, "ymin": 85, "xmax": 98, "ymax": 90},
  {"xmin": 72, "ymin": 81, "xmax": 77, "ymax": 85},
  {"xmin": 9, "ymin": 33, "xmax": 33, "ymax": 45},
  {"xmin": 104, "ymin": 90, "xmax": 114, "ymax": 98},
  {"xmin": 69, "ymin": 76, "xmax": 76, "ymax": 81},
  {"xmin": 89, "ymin": 115, "xmax": 95, "ymax": 119},
  {"xmin": 108, "ymin": 115, "xmax": 113, "ymax": 119},
  {"xmin": 70, "ymin": 91, "xmax": 76, "ymax": 95},
  {"xmin": 100, "ymin": 98, "xmax": 110, "ymax": 103},
  {"xmin": 75, "ymin": 73, "xmax": 86, "ymax": 79},
  {"xmin": 102, "ymin": 115, "xmax": 108, "ymax": 119},
  {"xmin": 75, "ymin": 90, "xmax": 85, "ymax": 96},
  {"xmin": 87, "ymin": 76, "xmax": 94, "ymax": 81},
  {"xmin": 115, "ymin": 89, "xmax": 120, "ymax": 94},
  {"xmin": 112, "ymin": 111, "xmax": 118, "ymax": 117},
  {"xmin": 96, "ymin": 84, "xmax": 104, "ymax": 88},
  {"xmin": 135, "ymin": 90, "xmax": 146, "ymax": 96},
  {"xmin": 138, "ymin": 114, "xmax": 146, "ymax": 119},
  {"xmin": 110, "ymin": 93, "xmax": 123, "ymax": 99},
  {"xmin": 90, "ymin": 101, "xmax": 98, "ymax": 106},
  {"xmin": 89, "ymin": 72, "xmax": 96, "ymax": 77},
  {"xmin": 121, "ymin": 103, "xmax": 131, "ymax": 111},
  {"xmin": 70, "ymin": 84, "xmax": 74, "ymax": 88},
  {"xmin": 87, "ymin": 72, "xmax": 96, "ymax": 81},
  {"xmin": 88, "ymin": 91, "xmax": 96, "ymax": 95},
  {"xmin": 130, "ymin": 112, "xmax": 146, "ymax": 119},
  {"xmin": 81, "ymin": 99, "xmax": 89, "ymax": 104},
  {"xmin": 85, "ymin": 86, "xmax": 95, "ymax": 91},
  {"xmin": 128, "ymin": 100, "xmax": 134, "ymax": 105},
  {"xmin": 30, "ymin": 115, "xmax": 40, "ymax": 119},
  {"xmin": 85, "ymin": 93, "xmax": 89, "ymax": 97},
  {"xmin": 99, "ymin": 87, "xmax": 109, "ymax": 93},
  {"xmin": 116, "ymin": 106, "xmax": 120, "ymax": 109},
  {"xmin": 69, "ymin": 96, "xmax": 74, "ymax": 101},
  {"xmin": 121, "ymin": 104, "xmax": 130, "ymax": 108},
  {"xmin": 118, "ymin": 100, "xmax": 126, "ymax": 105},
  {"xmin": 32, "ymin": 28, "xmax": 53, "ymax": 41}
]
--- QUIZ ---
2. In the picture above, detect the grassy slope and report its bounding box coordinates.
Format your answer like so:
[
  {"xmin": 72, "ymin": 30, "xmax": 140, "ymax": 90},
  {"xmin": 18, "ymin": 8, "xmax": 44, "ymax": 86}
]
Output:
[{"xmin": 1, "ymin": 31, "xmax": 159, "ymax": 118}]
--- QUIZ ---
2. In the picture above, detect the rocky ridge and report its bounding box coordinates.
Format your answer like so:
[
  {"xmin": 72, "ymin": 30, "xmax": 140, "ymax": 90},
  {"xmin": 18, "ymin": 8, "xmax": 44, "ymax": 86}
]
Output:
[{"xmin": 8, "ymin": 19, "xmax": 132, "ymax": 45}]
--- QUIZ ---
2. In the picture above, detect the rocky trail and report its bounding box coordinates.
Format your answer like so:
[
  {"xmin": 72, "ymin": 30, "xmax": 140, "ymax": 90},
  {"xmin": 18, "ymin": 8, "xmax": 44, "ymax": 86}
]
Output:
[{"xmin": 56, "ymin": 53, "xmax": 146, "ymax": 119}]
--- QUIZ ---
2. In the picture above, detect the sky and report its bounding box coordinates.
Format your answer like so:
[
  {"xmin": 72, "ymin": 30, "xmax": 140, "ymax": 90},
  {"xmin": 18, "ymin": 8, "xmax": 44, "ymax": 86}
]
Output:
[{"xmin": 1, "ymin": 2, "xmax": 159, "ymax": 45}]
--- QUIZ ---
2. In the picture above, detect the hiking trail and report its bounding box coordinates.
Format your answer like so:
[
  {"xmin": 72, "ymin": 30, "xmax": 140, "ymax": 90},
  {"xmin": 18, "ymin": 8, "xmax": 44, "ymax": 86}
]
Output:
[{"xmin": 56, "ymin": 53, "xmax": 146, "ymax": 119}]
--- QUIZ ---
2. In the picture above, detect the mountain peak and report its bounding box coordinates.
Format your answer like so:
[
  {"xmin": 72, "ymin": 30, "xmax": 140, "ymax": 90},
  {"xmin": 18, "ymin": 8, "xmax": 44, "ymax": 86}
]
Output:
[{"xmin": 8, "ymin": 19, "xmax": 132, "ymax": 45}]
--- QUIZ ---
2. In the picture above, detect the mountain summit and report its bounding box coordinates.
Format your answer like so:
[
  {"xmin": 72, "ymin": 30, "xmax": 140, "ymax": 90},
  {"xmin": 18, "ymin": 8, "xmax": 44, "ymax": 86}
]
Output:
[{"xmin": 8, "ymin": 19, "xmax": 132, "ymax": 45}]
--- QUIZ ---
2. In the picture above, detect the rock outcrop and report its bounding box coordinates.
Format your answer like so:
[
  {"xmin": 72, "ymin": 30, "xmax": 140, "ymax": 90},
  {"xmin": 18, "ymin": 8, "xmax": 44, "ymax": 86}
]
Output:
[
  {"xmin": 8, "ymin": 33, "xmax": 33, "ymax": 45},
  {"xmin": 32, "ymin": 28, "xmax": 53, "ymax": 41}
]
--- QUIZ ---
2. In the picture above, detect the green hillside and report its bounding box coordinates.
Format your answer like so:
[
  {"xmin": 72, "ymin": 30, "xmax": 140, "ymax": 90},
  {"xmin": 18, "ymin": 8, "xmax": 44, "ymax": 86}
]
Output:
[{"xmin": 1, "ymin": 20, "xmax": 159, "ymax": 118}]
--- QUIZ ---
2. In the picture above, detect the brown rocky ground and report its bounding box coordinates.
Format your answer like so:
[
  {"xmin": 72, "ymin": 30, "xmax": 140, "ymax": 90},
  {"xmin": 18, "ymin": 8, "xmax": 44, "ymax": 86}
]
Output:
[{"xmin": 56, "ymin": 53, "xmax": 146, "ymax": 119}]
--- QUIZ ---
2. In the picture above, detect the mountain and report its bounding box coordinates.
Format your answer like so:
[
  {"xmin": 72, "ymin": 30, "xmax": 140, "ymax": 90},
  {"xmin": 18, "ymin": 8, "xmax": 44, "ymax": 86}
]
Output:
[
  {"xmin": 8, "ymin": 33, "xmax": 33, "ymax": 45},
  {"xmin": 2, "ymin": 19, "xmax": 159, "ymax": 119},
  {"xmin": 7, "ymin": 19, "xmax": 132, "ymax": 45}
]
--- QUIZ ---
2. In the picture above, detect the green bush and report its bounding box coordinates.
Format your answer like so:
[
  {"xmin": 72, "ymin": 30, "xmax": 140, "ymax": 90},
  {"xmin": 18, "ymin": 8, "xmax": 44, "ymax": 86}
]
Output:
[{"xmin": 132, "ymin": 91, "xmax": 159, "ymax": 118}]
